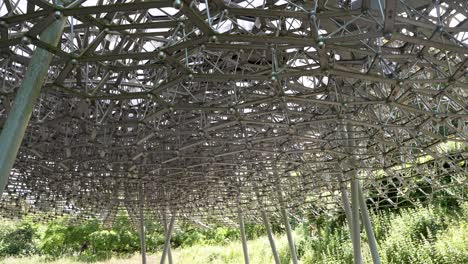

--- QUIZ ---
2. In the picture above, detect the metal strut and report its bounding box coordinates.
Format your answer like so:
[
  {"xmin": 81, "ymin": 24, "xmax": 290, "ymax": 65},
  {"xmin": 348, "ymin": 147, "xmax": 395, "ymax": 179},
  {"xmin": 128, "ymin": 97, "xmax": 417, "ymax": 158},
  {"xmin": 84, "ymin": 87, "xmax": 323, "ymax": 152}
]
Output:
[
  {"xmin": 238, "ymin": 203, "xmax": 250, "ymax": 264},
  {"xmin": 253, "ymin": 178, "xmax": 280, "ymax": 264},
  {"xmin": 260, "ymin": 210, "xmax": 281, "ymax": 264},
  {"xmin": 350, "ymin": 173, "xmax": 363, "ymax": 264},
  {"xmin": 138, "ymin": 183, "xmax": 146, "ymax": 264},
  {"xmin": 358, "ymin": 182, "xmax": 381, "ymax": 264},
  {"xmin": 346, "ymin": 124, "xmax": 363, "ymax": 264},
  {"xmin": 338, "ymin": 173, "xmax": 353, "ymax": 235},
  {"xmin": 162, "ymin": 212, "xmax": 174, "ymax": 264},
  {"xmin": 278, "ymin": 191, "xmax": 298, "ymax": 264},
  {"xmin": 160, "ymin": 214, "xmax": 175, "ymax": 264},
  {"xmin": 0, "ymin": 11, "xmax": 66, "ymax": 197}
]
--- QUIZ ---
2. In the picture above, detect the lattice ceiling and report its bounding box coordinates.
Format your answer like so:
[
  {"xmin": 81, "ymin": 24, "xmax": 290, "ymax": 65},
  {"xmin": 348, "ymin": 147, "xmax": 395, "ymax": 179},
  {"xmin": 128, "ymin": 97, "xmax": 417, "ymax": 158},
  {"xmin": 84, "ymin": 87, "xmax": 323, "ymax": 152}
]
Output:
[{"xmin": 0, "ymin": 0, "xmax": 467, "ymax": 227}]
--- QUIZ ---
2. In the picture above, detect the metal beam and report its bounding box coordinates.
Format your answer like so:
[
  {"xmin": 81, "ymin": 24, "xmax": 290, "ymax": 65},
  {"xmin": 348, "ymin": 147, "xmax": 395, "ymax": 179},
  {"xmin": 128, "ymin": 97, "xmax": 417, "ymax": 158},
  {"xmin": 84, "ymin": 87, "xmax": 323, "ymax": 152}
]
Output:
[
  {"xmin": 160, "ymin": 214, "xmax": 176, "ymax": 264},
  {"xmin": 61, "ymin": 1, "xmax": 172, "ymax": 16},
  {"xmin": 139, "ymin": 183, "xmax": 147, "ymax": 264},
  {"xmin": 277, "ymin": 182, "xmax": 298, "ymax": 264},
  {"xmin": 162, "ymin": 212, "xmax": 174, "ymax": 264},
  {"xmin": 260, "ymin": 210, "xmax": 280, "ymax": 264},
  {"xmin": 253, "ymin": 179, "xmax": 281, "ymax": 264},
  {"xmin": 346, "ymin": 124, "xmax": 363, "ymax": 264},
  {"xmin": 0, "ymin": 12, "xmax": 66, "ymax": 197},
  {"xmin": 350, "ymin": 173, "xmax": 363, "ymax": 264},
  {"xmin": 238, "ymin": 204, "xmax": 250, "ymax": 264},
  {"xmin": 383, "ymin": 0, "xmax": 397, "ymax": 33},
  {"xmin": 338, "ymin": 173, "xmax": 353, "ymax": 234},
  {"xmin": 358, "ymin": 182, "xmax": 381, "ymax": 264}
]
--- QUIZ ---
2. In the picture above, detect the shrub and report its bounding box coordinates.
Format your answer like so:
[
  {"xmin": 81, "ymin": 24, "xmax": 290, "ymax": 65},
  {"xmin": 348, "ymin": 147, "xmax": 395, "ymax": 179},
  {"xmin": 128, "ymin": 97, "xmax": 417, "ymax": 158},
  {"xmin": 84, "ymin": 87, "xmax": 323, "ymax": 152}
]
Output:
[
  {"xmin": 434, "ymin": 221, "xmax": 468, "ymax": 263},
  {"xmin": 0, "ymin": 221, "xmax": 38, "ymax": 257},
  {"xmin": 38, "ymin": 221, "xmax": 68, "ymax": 258},
  {"xmin": 88, "ymin": 230, "xmax": 119, "ymax": 253}
]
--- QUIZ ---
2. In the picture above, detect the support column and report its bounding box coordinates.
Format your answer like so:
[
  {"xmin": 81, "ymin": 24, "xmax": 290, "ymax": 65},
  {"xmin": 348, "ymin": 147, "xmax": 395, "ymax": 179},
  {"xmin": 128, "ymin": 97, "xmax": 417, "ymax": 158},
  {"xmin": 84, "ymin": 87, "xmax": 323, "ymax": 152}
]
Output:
[
  {"xmin": 238, "ymin": 204, "xmax": 250, "ymax": 264},
  {"xmin": 138, "ymin": 184, "xmax": 146, "ymax": 264},
  {"xmin": 345, "ymin": 124, "xmax": 364, "ymax": 264},
  {"xmin": 278, "ymin": 185, "xmax": 298, "ymax": 264},
  {"xmin": 260, "ymin": 210, "xmax": 280, "ymax": 264},
  {"xmin": 280, "ymin": 206, "xmax": 298, "ymax": 264},
  {"xmin": 0, "ymin": 12, "xmax": 66, "ymax": 197},
  {"xmin": 160, "ymin": 214, "xmax": 175, "ymax": 264},
  {"xmin": 162, "ymin": 212, "xmax": 173, "ymax": 264},
  {"xmin": 338, "ymin": 173, "xmax": 353, "ymax": 234},
  {"xmin": 350, "ymin": 173, "xmax": 363, "ymax": 264},
  {"xmin": 358, "ymin": 182, "xmax": 381, "ymax": 264},
  {"xmin": 253, "ymin": 180, "xmax": 280, "ymax": 264}
]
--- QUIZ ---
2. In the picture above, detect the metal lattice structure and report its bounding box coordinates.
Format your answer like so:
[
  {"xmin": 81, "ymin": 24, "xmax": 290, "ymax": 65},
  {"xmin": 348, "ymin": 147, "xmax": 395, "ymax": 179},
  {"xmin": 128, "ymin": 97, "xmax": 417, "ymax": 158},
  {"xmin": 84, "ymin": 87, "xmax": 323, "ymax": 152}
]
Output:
[{"xmin": 0, "ymin": 0, "xmax": 467, "ymax": 263}]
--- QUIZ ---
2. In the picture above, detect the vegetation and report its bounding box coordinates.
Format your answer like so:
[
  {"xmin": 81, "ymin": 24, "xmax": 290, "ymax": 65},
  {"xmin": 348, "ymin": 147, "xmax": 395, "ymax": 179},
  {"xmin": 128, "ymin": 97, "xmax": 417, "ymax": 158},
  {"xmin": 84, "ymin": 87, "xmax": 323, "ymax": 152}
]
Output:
[{"xmin": 0, "ymin": 201, "xmax": 466, "ymax": 264}]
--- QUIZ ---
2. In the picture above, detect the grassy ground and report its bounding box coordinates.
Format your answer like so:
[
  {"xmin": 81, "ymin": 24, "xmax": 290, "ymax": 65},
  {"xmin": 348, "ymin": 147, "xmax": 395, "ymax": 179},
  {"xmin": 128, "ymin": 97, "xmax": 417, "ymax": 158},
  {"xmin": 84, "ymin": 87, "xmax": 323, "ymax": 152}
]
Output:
[
  {"xmin": 2, "ymin": 205, "xmax": 467, "ymax": 264},
  {"xmin": 0, "ymin": 235, "xmax": 287, "ymax": 264}
]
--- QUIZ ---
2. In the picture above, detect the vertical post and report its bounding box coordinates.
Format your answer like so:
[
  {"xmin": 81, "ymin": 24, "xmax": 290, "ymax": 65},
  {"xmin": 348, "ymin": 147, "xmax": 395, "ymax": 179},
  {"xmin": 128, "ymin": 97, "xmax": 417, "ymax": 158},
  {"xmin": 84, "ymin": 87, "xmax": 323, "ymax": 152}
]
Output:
[
  {"xmin": 139, "ymin": 184, "xmax": 146, "ymax": 264},
  {"xmin": 350, "ymin": 173, "xmax": 363, "ymax": 264},
  {"xmin": 277, "ymin": 183, "xmax": 298, "ymax": 264},
  {"xmin": 280, "ymin": 206, "xmax": 298, "ymax": 264},
  {"xmin": 167, "ymin": 241, "xmax": 173, "ymax": 264},
  {"xmin": 338, "ymin": 173, "xmax": 353, "ymax": 234},
  {"xmin": 162, "ymin": 211, "xmax": 173, "ymax": 264},
  {"xmin": 281, "ymin": 210, "xmax": 298, "ymax": 263},
  {"xmin": 260, "ymin": 210, "xmax": 281, "ymax": 264},
  {"xmin": 345, "ymin": 124, "xmax": 364, "ymax": 264},
  {"xmin": 358, "ymin": 182, "xmax": 381, "ymax": 264},
  {"xmin": 238, "ymin": 204, "xmax": 250, "ymax": 264},
  {"xmin": 160, "ymin": 214, "xmax": 175, "ymax": 264},
  {"xmin": 0, "ymin": 12, "xmax": 66, "ymax": 197},
  {"xmin": 253, "ymin": 179, "xmax": 280, "ymax": 264}
]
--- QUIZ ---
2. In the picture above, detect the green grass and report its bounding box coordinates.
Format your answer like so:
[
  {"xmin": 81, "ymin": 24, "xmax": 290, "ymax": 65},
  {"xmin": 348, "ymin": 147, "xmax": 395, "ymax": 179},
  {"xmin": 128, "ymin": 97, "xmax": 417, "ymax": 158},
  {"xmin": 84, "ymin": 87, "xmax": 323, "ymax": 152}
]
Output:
[
  {"xmin": 0, "ymin": 235, "xmax": 288, "ymax": 264},
  {"xmin": 1, "ymin": 204, "xmax": 467, "ymax": 264}
]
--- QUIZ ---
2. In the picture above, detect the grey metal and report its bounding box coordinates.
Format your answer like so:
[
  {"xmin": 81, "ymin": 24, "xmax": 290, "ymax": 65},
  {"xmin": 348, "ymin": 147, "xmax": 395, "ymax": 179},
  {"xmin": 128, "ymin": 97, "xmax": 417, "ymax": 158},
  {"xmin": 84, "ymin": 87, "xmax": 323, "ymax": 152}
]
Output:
[
  {"xmin": 347, "ymin": 122, "xmax": 363, "ymax": 264},
  {"xmin": 167, "ymin": 236, "xmax": 173, "ymax": 264},
  {"xmin": 277, "ymin": 185, "xmax": 298, "ymax": 264},
  {"xmin": 253, "ymin": 179, "xmax": 280, "ymax": 264},
  {"xmin": 138, "ymin": 184, "xmax": 146, "ymax": 264},
  {"xmin": 350, "ymin": 176, "xmax": 363, "ymax": 264},
  {"xmin": 162, "ymin": 212, "xmax": 173, "ymax": 264},
  {"xmin": 280, "ymin": 206, "xmax": 298, "ymax": 264},
  {"xmin": 260, "ymin": 210, "xmax": 281, "ymax": 264},
  {"xmin": 0, "ymin": 14, "xmax": 66, "ymax": 197},
  {"xmin": 160, "ymin": 214, "xmax": 175, "ymax": 264},
  {"xmin": 0, "ymin": 4, "xmax": 466, "ymax": 264},
  {"xmin": 358, "ymin": 182, "xmax": 381, "ymax": 264},
  {"xmin": 338, "ymin": 174, "xmax": 353, "ymax": 234},
  {"xmin": 238, "ymin": 205, "xmax": 250, "ymax": 264}
]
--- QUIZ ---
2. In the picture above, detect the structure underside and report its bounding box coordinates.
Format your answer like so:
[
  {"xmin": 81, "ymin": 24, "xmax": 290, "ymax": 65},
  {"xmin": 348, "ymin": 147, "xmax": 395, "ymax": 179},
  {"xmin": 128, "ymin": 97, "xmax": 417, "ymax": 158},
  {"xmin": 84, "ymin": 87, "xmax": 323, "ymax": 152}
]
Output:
[{"xmin": 0, "ymin": 0, "xmax": 467, "ymax": 228}]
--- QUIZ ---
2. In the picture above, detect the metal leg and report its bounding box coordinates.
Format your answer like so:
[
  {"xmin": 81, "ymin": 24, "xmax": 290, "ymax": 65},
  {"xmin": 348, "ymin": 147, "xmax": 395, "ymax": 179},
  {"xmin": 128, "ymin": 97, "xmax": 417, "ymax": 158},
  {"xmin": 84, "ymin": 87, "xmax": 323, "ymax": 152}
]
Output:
[
  {"xmin": 166, "ymin": 227, "xmax": 173, "ymax": 264},
  {"xmin": 278, "ymin": 185, "xmax": 298, "ymax": 264},
  {"xmin": 260, "ymin": 210, "xmax": 280, "ymax": 264},
  {"xmin": 338, "ymin": 174, "xmax": 353, "ymax": 234},
  {"xmin": 281, "ymin": 206, "xmax": 298, "ymax": 264},
  {"xmin": 0, "ymin": 14, "xmax": 66, "ymax": 197},
  {"xmin": 358, "ymin": 182, "xmax": 381, "ymax": 264},
  {"xmin": 238, "ymin": 205, "xmax": 250, "ymax": 264},
  {"xmin": 346, "ymin": 124, "xmax": 363, "ymax": 264},
  {"xmin": 350, "ymin": 176, "xmax": 363, "ymax": 264},
  {"xmin": 139, "ymin": 184, "xmax": 146, "ymax": 264},
  {"xmin": 160, "ymin": 214, "xmax": 175, "ymax": 264},
  {"xmin": 253, "ymin": 180, "xmax": 280, "ymax": 264},
  {"xmin": 162, "ymin": 212, "xmax": 173, "ymax": 264}
]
